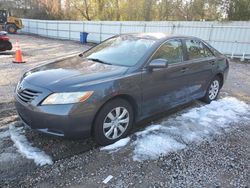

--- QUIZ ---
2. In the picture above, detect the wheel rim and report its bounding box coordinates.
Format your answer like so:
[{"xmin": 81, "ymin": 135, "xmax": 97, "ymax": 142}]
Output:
[
  {"xmin": 103, "ymin": 107, "xmax": 129, "ymax": 140},
  {"xmin": 208, "ymin": 80, "xmax": 220, "ymax": 100}
]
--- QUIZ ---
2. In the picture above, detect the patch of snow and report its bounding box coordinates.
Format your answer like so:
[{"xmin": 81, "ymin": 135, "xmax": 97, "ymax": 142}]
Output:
[
  {"xmin": 100, "ymin": 137, "xmax": 130, "ymax": 151},
  {"xmin": 133, "ymin": 132, "xmax": 186, "ymax": 161},
  {"xmin": 9, "ymin": 123, "xmax": 53, "ymax": 166},
  {"xmin": 135, "ymin": 124, "xmax": 162, "ymax": 136},
  {"xmin": 0, "ymin": 152, "xmax": 20, "ymax": 163},
  {"xmin": 0, "ymin": 130, "xmax": 10, "ymax": 140},
  {"xmin": 133, "ymin": 97, "xmax": 249, "ymax": 161},
  {"xmin": 90, "ymin": 63, "xmax": 98, "ymax": 68},
  {"xmin": 90, "ymin": 62, "xmax": 105, "ymax": 69}
]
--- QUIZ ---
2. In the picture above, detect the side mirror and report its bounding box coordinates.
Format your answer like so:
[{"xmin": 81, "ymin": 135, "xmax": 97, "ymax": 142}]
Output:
[{"xmin": 148, "ymin": 59, "xmax": 168, "ymax": 69}]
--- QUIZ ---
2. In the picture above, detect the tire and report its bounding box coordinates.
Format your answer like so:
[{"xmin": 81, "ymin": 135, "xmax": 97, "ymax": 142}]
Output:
[
  {"xmin": 0, "ymin": 41, "xmax": 12, "ymax": 51},
  {"xmin": 93, "ymin": 98, "xmax": 134, "ymax": 146},
  {"xmin": 6, "ymin": 24, "xmax": 17, "ymax": 34},
  {"xmin": 201, "ymin": 76, "xmax": 221, "ymax": 104},
  {"xmin": 5, "ymin": 41, "xmax": 12, "ymax": 50}
]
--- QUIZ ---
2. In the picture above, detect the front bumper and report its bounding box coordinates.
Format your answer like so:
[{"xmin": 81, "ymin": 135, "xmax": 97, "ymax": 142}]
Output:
[{"xmin": 14, "ymin": 81, "xmax": 96, "ymax": 138}]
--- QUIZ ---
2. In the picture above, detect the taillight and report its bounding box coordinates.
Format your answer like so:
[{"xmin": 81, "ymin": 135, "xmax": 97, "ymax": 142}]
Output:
[{"xmin": 0, "ymin": 36, "xmax": 9, "ymax": 41}]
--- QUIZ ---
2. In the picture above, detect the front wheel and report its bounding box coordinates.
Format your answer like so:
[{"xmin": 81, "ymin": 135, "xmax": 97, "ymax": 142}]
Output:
[
  {"xmin": 201, "ymin": 76, "xmax": 221, "ymax": 103},
  {"xmin": 93, "ymin": 98, "xmax": 134, "ymax": 146}
]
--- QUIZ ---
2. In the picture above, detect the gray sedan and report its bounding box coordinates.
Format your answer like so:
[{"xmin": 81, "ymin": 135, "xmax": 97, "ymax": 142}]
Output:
[{"xmin": 15, "ymin": 33, "xmax": 229, "ymax": 145}]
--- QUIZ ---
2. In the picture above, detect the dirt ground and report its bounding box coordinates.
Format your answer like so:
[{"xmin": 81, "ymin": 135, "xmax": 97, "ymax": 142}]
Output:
[{"xmin": 0, "ymin": 34, "xmax": 249, "ymax": 188}]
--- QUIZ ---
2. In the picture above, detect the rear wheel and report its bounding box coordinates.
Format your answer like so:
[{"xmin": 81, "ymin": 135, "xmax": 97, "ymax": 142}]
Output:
[
  {"xmin": 201, "ymin": 76, "xmax": 221, "ymax": 103},
  {"xmin": 6, "ymin": 24, "xmax": 17, "ymax": 34},
  {"xmin": 93, "ymin": 98, "xmax": 134, "ymax": 146}
]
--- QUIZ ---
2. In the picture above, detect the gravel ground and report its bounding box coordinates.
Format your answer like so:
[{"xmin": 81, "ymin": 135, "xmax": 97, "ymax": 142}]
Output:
[{"xmin": 0, "ymin": 34, "xmax": 250, "ymax": 188}]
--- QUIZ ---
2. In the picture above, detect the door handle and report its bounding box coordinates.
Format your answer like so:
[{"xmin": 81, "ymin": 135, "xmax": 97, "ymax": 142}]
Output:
[{"xmin": 181, "ymin": 67, "xmax": 188, "ymax": 73}]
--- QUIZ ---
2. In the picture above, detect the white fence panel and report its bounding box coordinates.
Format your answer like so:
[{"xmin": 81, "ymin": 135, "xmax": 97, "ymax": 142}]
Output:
[{"xmin": 20, "ymin": 19, "xmax": 250, "ymax": 59}]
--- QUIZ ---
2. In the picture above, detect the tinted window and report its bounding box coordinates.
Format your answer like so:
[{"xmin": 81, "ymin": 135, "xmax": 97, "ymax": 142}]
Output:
[
  {"xmin": 185, "ymin": 39, "xmax": 214, "ymax": 60},
  {"xmin": 84, "ymin": 36, "xmax": 156, "ymax": 66},
  {"xmin": 151, "ymin": 40, "xmax": 183, "ymax": 64}
]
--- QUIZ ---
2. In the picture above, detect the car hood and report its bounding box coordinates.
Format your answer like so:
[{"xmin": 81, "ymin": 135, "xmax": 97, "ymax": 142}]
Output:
[{"xmin": 23, "ymin": 55, "xmax": 129, "ymax": 91}]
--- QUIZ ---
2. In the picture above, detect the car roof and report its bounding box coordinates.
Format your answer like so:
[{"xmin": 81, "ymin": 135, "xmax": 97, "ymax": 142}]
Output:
[{"xmin": 122, "ymin": 33, "xmax": 200, "ymax": 41}]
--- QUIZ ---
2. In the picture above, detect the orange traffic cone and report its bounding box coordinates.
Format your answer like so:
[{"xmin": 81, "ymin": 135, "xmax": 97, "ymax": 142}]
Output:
[{"xmin": 13, "ymin": 40, "xmax": 25, "ymax": 64}]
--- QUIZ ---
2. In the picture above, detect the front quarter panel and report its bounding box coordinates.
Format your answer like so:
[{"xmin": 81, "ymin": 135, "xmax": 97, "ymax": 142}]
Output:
[{"xmin": 81, "ymin": 71, "xmax": 142, "ymax": 122}]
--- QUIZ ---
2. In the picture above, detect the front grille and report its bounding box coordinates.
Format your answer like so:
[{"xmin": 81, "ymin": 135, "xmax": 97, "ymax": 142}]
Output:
[{"xmin": 17, "ymin": 89, "xmax": 40, "ymax": 103}]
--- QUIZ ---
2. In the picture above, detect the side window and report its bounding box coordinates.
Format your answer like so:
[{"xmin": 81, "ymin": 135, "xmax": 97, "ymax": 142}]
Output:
[
  {"xmin": 202, "ymin": 43, "xmax": 214, "ymax": 57},
  {"xmin": 185, "ymin": 39, "xmax": 214, "ymax": 60},
  {"xmin": 151, "ymin": 40, "xmax": 183, "ymax": 64}
]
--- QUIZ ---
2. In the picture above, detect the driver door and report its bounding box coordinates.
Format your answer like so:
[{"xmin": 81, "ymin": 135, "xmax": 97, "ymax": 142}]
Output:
[{"xmin": 141, "ymin": 39, "xmax": 190, "ymax": 117}]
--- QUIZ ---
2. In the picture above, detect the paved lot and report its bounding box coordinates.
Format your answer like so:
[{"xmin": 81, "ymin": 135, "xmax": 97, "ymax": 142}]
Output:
[{"xmin": 0, "ymin": 34, "xmax": 250, "ymax": 188}]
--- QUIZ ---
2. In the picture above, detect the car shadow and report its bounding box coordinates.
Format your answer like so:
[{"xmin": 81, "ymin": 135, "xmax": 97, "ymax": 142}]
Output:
[
  {"xmin": 24, "ymin": 128, "xmax": 97, "ymax": 161},
  {"xmin": 23, "ymin": 100, "xmax": 201, "ymax": 162}
]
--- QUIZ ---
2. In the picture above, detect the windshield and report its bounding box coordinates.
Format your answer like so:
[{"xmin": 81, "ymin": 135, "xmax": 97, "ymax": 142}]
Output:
[{"xmin": 84, "ymin": 36, "xmax": 156, "ymax": 66}]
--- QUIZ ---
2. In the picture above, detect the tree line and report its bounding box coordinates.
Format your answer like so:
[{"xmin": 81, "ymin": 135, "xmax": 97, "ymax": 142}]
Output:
[{"xmin": 0, "ymin": 0, "xmax": 250, "ymax": 21}]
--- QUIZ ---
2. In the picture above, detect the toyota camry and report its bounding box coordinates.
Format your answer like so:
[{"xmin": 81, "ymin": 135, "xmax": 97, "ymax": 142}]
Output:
[{"xmin": 15, "ymin": 33, "xmax": 229, "ymax": 145}]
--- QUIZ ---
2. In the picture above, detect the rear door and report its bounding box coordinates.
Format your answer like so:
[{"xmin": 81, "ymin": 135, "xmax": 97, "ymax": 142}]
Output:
[
  {"xmin": 141, "ymin": 39, "xmax": 191, "ymax": 118},
  {"xmin": 183, "ymin": 38, "xmax": 217, "ymax": 100}
]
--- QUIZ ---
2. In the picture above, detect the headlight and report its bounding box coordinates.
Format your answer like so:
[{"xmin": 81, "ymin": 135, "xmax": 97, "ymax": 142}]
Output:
[{"xmin": 41, "ymin": 91, "xmax": 94, "ymax": 105}]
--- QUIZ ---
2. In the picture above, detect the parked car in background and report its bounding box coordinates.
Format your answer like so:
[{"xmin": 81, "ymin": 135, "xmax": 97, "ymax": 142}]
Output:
[
  {"xmin": 0, "ymin": 31, "xmax": 12, "ymax": 51},
  {"xmin": 15, "ymin": 33, "xmax": 229, "ymax": 145}
]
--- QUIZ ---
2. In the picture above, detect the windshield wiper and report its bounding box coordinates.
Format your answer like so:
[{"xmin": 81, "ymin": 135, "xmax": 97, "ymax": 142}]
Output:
[{"xmin": 87, "ymin": 58, "xmax": 112, "ymax": 65}]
